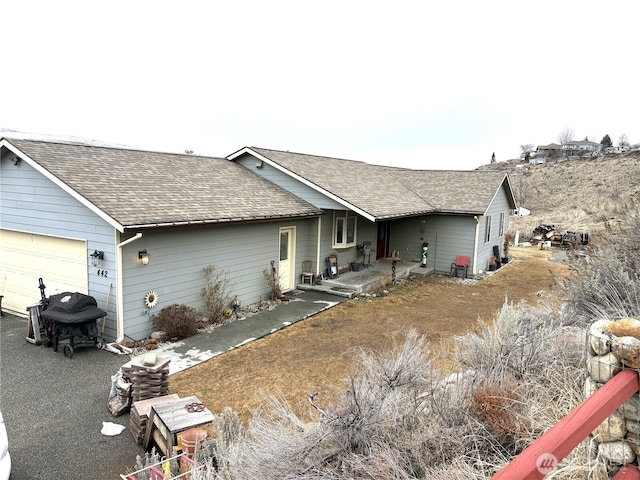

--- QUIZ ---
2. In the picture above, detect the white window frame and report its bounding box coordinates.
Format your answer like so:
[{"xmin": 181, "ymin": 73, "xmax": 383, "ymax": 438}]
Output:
[
  {"xmin": 499, "ymin": 212, "xmax": 505, "ymax": 237},
  {"xmin": 332, "ymin": 211, "xmax": 357, "ymax": 248},
  {"xmin": 485, "ymin": 215, "xmax": 492, "ymax": 244}
]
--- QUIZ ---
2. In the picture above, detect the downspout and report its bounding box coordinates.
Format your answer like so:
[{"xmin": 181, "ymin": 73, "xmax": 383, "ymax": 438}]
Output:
[
  {"xmin": 115, "ymin": 233, "xmax": 143, "ymax": 342},
  {"xmin": 473, "ymin": 216, "xmax": 479, "ymax": 274},
  {"xmin": 316, "ymin": 216, "xmax": 322, "ymax": 277}
]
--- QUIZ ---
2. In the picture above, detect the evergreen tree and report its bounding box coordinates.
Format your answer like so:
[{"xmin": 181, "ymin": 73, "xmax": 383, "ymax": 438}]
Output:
[{"xmin": 601, "ymin": 134, "xmax": 613, "ymax": 148}]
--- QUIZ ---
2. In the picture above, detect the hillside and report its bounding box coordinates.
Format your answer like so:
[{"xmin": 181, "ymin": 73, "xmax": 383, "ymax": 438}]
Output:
[{"xmin": 478, "ymin": 151, "xmax": 640, "ymax": 241}]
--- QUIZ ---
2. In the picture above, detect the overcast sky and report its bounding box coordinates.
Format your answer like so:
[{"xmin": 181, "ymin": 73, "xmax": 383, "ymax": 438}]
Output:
[{"xmin": 3, "ymin": 1, "xmax": 638, "ymax": 170}]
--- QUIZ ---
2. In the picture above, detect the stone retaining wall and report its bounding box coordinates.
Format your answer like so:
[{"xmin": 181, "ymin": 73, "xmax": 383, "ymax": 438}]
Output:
[{"xmin": 587, "ymin": 318, "xmax": 640, "ymax": 466}]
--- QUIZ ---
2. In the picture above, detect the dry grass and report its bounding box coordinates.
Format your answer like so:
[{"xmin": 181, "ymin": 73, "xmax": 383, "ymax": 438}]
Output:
[{"xmin": 170, "ymin": 247, "xmax": 572, "ymax": 424}]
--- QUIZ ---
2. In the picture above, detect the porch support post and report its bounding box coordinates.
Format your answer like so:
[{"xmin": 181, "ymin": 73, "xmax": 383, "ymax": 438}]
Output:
[{"xmin": 316, "ymin": 216, "xmax": 322, "ymax": 276}]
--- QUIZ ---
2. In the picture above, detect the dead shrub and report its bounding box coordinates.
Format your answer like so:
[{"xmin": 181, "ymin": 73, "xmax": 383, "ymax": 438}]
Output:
[
  {"xmin": 471, "ymin": 377, "xmax": 528, "ymax": 450},
  {"xmin": 201, "ymin": 265, "xmax": 232, "ymax": 325},
  {"xmin": 565, "ymin": 202, "xmax": 640, "ymax": 321},
  {"xmin": 152, "ymin": 303, "xmax": 200, "ymax": 340}
]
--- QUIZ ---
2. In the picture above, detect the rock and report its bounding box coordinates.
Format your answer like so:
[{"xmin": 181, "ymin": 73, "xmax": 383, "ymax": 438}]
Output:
[
  {"xmin": 627, "ymin": 433, "xmax": 640, "ymax": 456},
  {"xmin": 627, "ymin": 418, "xmax": 640, "ymax": 435},
  {"xmin": 612, "ymin": 335, "xmax": 640, "ymax": 368},
  {"xmin": 150, "ymin": 331, "xmax": 166, "ymax": 341},
  {"xmin": 606, "ymin": 318, "xmax": 640, "ymax": 341},
  {"xmin": 583, "ymin": 375, "xmax": 598, "ymax": 399},
  {"xmin": 591, "ymin": 412, "xmax": 627, "ymax": 442},
  {"xmin": 620, "ymin": 394, "xmax": 640, "ymax": 421},
  {"xmin": 588, "ymin": 319, "xmax": 613, "ymax": 355},
  {"xmin": 586, "ymin": 352, "xmax": 621, "ymax": 383},
  {"xmin": 598, "ymin": 440, "xmax": 636, "ymax": 465}
]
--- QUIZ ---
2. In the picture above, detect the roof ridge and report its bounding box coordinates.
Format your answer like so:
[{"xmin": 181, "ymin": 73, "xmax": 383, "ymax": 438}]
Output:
[
  {"xmin": 6, "ymin": 136, "xmax": 224, "ymax": 160},
  {"xmin": 251, "ymin": 146, "xmax": 368, "ymax": 165}
]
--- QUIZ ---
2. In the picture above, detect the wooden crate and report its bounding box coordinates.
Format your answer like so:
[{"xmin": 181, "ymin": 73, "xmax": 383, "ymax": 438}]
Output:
[
  {"xmin": 130, "ymin": 394, "xmax": 181, "ymax": 444},
  {"xmin": 143, "ymin": 395, "xmax": 214, "ymax": 457}
]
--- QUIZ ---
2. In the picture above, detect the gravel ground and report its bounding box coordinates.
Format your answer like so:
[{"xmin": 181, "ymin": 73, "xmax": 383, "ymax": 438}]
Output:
[{"xmin": 0, "ymin": 313, "xmax": 144, "ymax": 479}]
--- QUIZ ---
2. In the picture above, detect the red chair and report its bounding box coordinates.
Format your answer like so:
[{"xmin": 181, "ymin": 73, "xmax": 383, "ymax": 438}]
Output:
[{"xmin": 450, "ymin": 255, "xmax": 470, "ymax": 278}]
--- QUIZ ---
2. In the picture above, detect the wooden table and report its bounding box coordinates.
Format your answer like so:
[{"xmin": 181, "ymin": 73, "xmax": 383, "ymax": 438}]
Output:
[{"xmin": 142, "ymin": 395, "xmax": 214, "ymax": 456}]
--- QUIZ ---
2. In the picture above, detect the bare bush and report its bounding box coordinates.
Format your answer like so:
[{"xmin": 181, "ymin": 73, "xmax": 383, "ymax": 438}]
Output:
[
  {"xmin": 565, "ymin": 201, "xmax": 640, "ymax": 321},
  {"xmin": 151, "ymin": 303, "xmax": 201, "ymax": 340},
  {"xmin": 217, "ymin": 330, "xmax": 476, "ymax": 479},
  {"xmin": 202, "ymin": 265, "xmax": 233, "ymax": 325},
  {"xmin": 192, "ymin": 304, "xmax": 589, "ymax": 479},
  {"xmin": 454, "ymin": 299, "xmax": 562, "ymax": 380}
]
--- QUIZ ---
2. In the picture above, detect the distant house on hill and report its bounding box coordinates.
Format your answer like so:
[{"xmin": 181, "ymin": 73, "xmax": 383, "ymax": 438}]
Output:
[
  {"xmin": 562, "ymin": 139, "xmax": 602, "ymax": 156},
  {"xmin": 533, "ymin": 143, "xmax": 561, "ymax": 161},
  {"xmin": 604, "ymin": 145, "xmax": 628, "ymax": 154}
]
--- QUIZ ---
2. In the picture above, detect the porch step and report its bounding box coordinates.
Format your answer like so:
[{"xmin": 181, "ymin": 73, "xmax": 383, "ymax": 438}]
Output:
[
  {"xmin": 296, "ymin": 284, "xmax": 357, "ymax": 298},
  {"xmin": 297, "ymin": 261, "xmax": 432, "ymax": 296}
]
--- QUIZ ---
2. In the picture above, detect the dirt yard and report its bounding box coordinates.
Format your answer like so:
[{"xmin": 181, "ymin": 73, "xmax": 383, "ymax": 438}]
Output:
[{"xmin": 169, "ymin": 247, "xmax": 573, "ymax": 423}]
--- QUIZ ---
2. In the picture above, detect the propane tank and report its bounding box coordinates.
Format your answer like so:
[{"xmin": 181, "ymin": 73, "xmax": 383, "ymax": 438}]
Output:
[{"xmin": 421, "ymin": 242, "xmax": 429, "ymax": 267}]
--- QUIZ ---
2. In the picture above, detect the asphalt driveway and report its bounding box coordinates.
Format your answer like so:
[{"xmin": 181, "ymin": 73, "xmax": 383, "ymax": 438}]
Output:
[
  {"xmin": 0, "ymin": 290, "xmax": 345, "ymax": 479},
  {"xmin": 0, "ymin": 313, "xmax": 144, "ymax": 479}
]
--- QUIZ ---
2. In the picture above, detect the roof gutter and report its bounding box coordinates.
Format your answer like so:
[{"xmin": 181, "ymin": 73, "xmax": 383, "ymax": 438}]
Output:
[
  {"xmin": 115, "ymin": 233, "xmax": 143, "ymax": 342},
  {"xmin": 123, "ymin": 211, "xmax": 324, "ymax": 230}
]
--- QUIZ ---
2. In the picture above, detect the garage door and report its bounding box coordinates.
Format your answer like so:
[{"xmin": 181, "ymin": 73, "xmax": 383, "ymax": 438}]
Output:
[{"xmin": 0, "ymin": 230, "xmax": 88, "ymax": 315}]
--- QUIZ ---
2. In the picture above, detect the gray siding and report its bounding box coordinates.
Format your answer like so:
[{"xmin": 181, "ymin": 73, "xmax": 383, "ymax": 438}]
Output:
[
  {"xmin": 391, "ymin": 184, "xmax": 513, "ymax": 276},
  {"xmin": 0, "ymin": 152, "xmax": 118, "ymax": 336},
  {"xmin": 390, "ymin": 215, "xmax": 476, "ymax": 274},
  {"xmin": 235, "ymin": 154, "xmax": 346, "ymax": 210},
  {"xmin": 119, "ymin": 217, "xmax": 318, "ymax": 340},
  {"xmin": 477, "ymin": 183, "xmax": 512, "ymax": 272},
  {"xmin": 314, "ymin": 211, "xmax": 377, "ymax": 277},
  {"xmin": 420, "ymin": 215, "xmax": 477, "ymax": 274}
]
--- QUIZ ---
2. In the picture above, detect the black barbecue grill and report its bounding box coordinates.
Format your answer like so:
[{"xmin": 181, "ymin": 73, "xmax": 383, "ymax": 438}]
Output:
[{"xmin": 38, "ymin": 279, "xmax": 107, "ymax": 358}]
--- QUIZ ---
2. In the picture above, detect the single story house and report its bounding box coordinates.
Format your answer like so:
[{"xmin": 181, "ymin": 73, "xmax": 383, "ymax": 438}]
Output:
[
  {"xmin": 533, "ymin": 143, "xmax": 561, "ymax": 161},
  {"xmin": 1, "ymin": 138, "xmax": 516, "ymax": 342},
  {"xmin": 562, "ymin": 139, "xmax": 602, "ymax": 156},
  {"xmin": 227, "ymin": 146, "xmax": 516, "ymax": 276}
]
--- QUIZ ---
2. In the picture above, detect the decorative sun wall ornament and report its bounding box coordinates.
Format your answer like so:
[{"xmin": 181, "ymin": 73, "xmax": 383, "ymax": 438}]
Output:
[{"xmin": 144, "ymin": 291, "xmax": 159, "ymax": 309}]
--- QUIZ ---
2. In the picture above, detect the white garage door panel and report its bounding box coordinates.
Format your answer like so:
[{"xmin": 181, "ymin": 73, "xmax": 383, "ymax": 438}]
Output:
[{"xmin": 0, "ymin": 230, "xmax": 87, "ymax": 315}]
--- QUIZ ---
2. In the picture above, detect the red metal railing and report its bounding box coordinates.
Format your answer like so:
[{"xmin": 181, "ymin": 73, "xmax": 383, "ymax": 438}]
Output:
[{"xmin": 493, "ymin": 369, "xmax": 640, "ymax": 480}]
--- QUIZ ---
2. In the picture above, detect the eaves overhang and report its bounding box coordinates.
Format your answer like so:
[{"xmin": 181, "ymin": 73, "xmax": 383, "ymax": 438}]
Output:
[{"xmin": 123, "ymin": 210, "xmax": 324, "ymax": 230}]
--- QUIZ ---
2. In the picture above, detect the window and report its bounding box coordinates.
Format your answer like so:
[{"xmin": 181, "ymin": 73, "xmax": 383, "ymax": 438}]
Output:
[
  {"xmin": 333, "ymin": 211, "xmax": 357, "ymax": 248},
  {"xmin": 499, "ymin": 212, "xmax": 505, "ymax": 237},
  {"xmin": 485, "ymin": 215, "xmax": 492, "ymax": 243},
  {"xmin": 280, "ymin": 231, "xmax": 289, "ymax": 261}
]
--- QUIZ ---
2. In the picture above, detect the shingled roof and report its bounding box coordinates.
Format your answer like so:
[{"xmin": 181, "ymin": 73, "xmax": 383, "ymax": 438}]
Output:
[
  {"xmin": 385, "ymin": 168, "xmax": 513, "ymax": 215},
  {"xmin": 231, "ymin": 147, "xmax": 513, "ymax": 219},
  {"xmin": 2, "ymin": 138, "xmax": 323, "ymax": 231}
]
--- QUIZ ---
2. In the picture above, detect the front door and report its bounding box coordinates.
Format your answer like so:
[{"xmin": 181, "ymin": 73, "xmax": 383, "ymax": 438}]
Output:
[
  {"xmin": 279, "ymin": 227, "xmax": 296, "ymax": 292},
  {"xmin": 376, "ymin": 221, "xmax": 391, "ymax": 259}
]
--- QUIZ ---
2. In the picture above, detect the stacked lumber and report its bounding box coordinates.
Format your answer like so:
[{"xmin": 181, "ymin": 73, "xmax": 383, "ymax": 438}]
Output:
[
  {"xmin": 130, "ymin": 393, "xmax": 181, "ymax": 444},
  {"xmin": 121, "ymin": 355, "xmax": 171, "ymax": 403}
]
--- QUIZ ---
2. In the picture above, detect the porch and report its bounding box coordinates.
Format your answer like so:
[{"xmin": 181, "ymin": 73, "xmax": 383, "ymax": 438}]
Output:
[{"xmin": 296, "ymin": 259, "xmax": 433, "ymax": 298}]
